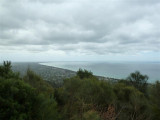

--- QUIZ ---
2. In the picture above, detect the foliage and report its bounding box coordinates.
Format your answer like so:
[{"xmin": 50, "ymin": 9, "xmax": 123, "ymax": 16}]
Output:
[
  {"xmin": 113, "ymin": 82, "xmax": 150, "ymax": 120},
  {"xmin": 77, "ymin": 69, "xmax": 93, "ymax": 79},
  {"xmin": 23, "ymin": 69, "xmax": 60, "ymax": 120},
  {"xmin": 56, "ymin": 74, "xmax": 115, "ymax": 119},
  {"xmin": 23, "ymin": 69, "xmax": 54, "ymax": 95},
  {"xmin": 0, "ymin": 61, "xmax": 19, "ymax": 79},
  {"xmin": 127, "ymin": 71, "xmax": 148, "ymax": 94},
  {"xmin": 149, "ymin": 81, "xmax": 160, "ymax": 120},
  {"xmin": 71, "ymin": 110, "xmax": 101, "ymax": 120},
  {"xmin": 0, "ymin": 62, "xmax": 60, "ymax": 120},
  {"xmin": 0, "ymin": 78, "xmax": 39, "ymax": 120},
  {"xmin": 83, "ymin": 110, "xmax": 101, "ymax": 120},
  {"xmin": 0, "ymin": 61, "xmax": 160, "ymax": 120}
]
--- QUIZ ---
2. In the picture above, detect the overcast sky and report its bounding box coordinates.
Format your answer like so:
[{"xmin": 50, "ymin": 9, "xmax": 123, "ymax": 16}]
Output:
[{"xmin": 0, "ymin": 0, "xmax": 160, "ymax": 62}]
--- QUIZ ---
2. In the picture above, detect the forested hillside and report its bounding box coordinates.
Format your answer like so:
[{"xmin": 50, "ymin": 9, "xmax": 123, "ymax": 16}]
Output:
[{"xmin": 0, "ymin": 61, "xmax": 160, "ymax": 120}]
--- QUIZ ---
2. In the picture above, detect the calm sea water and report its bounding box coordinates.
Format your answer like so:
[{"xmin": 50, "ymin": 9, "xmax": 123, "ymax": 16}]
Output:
[{"xmin": 40, "ymin": 61, "xmax": 160, "ymax": 83}]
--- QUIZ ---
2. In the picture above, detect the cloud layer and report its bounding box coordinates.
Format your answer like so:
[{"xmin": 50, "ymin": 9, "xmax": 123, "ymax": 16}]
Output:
[{"xmin": 0, "ymin": 0, "xmax": 160, "ymax": 58}]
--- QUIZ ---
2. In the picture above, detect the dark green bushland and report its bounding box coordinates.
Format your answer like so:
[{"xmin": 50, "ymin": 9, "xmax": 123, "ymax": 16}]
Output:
[{"xmin": 0, "ymin": 61, "xmax": 159, "ymax": 120}]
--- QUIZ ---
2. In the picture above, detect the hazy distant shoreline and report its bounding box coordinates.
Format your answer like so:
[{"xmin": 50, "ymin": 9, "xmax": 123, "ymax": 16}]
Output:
[
  {"xmin": 11, "ymin": 62, "xmax": 119, "ymax": 83},
  {"xmin": 40, "ymin": 63, "xmax": 120, "ymax": 81},
  {"xmin": 40, "ymin": 61, "xmax": 160, "ymax": 82},
  {"xmin": 39, "ymin": 62, "xmax": 121, "ymax": 82}
]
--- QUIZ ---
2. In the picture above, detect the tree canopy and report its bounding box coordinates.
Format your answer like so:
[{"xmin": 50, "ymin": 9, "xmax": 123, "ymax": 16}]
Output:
[
  {"xmin": 0, "ymin": 62, "xmax": 60, "ymax": 120},
  {"xmin": 0, "ymin": 61, "xmax": 159, "ymax": 120},
  {"xmin": 127, "ymin": 71, "xmax": 148, "ymax": 94}
]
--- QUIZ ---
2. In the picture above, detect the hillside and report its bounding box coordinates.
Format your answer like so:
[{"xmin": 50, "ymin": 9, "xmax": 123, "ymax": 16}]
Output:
[{"xmin": 12, "ymin": 62, "xmax": 76, "ymax": 85}]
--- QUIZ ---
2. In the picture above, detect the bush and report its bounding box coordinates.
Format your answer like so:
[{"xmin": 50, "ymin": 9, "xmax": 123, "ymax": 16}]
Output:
[
  {"xmin": 77, "ymin": 69, "xmax": 93, "ymax": 79},
  {"xmin": 127, "ymin": 71, "xmax": 148, "ymax": 94}
]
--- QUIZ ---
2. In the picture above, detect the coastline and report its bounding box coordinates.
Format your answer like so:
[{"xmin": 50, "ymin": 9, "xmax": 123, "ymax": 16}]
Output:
[
  {"xmin": 12, "ymin": 62, "xmax": 119, "ymax": 83},
  {"xmin": 39, "ymin": 61, "xmax": 160, "ymax": 82},
  {"xmin": 39, "ymin": 62, "xmax": 120, "ymax": 82}
]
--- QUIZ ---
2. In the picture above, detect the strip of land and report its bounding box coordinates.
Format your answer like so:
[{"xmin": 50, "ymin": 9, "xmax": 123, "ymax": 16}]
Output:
[{"xmin": 12, "ymin": 62, "xmax": 119, "ymax": 84}]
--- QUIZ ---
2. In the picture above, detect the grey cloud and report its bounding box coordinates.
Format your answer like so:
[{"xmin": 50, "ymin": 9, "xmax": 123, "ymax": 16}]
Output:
[
  {"xmin": 124, "ymin": 0, "xmax": 160, "ymax": 5},
  {"xmin": 0, "ymin": 0, "xmax": 160, "ymax": 55}
]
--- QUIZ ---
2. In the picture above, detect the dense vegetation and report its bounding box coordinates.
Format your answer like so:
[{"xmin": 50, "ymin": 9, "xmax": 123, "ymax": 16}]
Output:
[{"xmin": 0, "ymin": 61, "xmax": 160, "ymax": 120}]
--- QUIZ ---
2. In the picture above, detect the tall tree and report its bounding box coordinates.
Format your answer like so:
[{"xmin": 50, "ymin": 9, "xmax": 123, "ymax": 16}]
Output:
[
  {"xmin": 127, "ymin": 71, "xmax": 148, "ymax": 94},
  {"xmin": 0, "ymin": 61, "xmax": 19, "ymax": 79}
]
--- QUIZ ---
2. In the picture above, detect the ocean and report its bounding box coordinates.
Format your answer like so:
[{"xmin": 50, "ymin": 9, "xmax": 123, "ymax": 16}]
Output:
[{"xmin": 40, "ymin": 61, "xmax": 160, "ymax": 83}]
